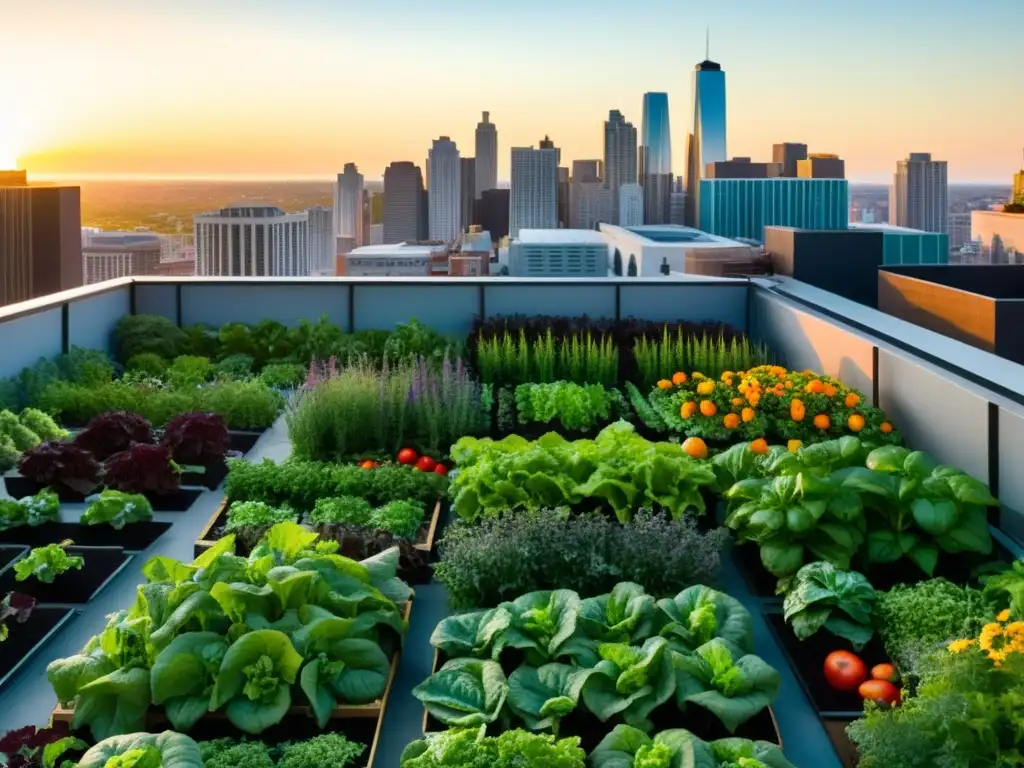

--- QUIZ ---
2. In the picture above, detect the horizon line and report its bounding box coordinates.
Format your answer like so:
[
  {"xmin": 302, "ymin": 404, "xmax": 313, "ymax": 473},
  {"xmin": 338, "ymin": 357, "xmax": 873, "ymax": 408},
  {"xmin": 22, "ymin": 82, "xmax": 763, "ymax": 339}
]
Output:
[{"xmin": 25, "ymin": 172, "xmax": 1014, "ymax": 186}]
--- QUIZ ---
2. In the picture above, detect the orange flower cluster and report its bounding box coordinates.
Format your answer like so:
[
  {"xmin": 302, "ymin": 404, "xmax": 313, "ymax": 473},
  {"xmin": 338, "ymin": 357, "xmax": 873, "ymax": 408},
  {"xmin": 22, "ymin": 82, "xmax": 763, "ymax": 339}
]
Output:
[{"xmin": 948, "ymin": 610, "xmax": 1024, "ymax": 666}]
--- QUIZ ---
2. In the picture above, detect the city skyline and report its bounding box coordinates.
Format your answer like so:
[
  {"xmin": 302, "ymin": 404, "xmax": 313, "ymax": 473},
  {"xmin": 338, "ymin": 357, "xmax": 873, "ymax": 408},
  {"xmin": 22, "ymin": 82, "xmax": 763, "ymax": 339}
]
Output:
[{"xmin": 3, "ymin": 0, "xmax": 1023, "ymax": 183}]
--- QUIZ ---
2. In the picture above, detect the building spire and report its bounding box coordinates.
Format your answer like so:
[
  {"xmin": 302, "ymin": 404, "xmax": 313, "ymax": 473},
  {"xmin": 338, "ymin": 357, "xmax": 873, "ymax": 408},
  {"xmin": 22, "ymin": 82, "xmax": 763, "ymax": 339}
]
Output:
[{"xmin": 706, "ymin": 26, "xmax": 710, "ymax": 60}]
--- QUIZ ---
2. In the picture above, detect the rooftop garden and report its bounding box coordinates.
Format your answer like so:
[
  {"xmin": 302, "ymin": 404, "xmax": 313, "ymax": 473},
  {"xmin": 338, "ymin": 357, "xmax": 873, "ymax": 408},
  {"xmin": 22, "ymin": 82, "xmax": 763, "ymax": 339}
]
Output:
[{"xmin": 0, "ymin": 309, "xmax": 1018, "ymax": 768}]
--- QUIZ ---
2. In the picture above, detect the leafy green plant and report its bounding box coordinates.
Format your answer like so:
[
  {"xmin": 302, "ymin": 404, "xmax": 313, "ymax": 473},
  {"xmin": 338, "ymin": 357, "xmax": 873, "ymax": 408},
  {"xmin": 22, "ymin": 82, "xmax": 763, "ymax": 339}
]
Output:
[
  {"xmin": 983, "ymin": 559, "xmax": 1024, "ymax": 619},
  {"xmin": 476, "ymin": 330, "xmax": 618, "ymax": 386},
  {"xmin": 782, "ymin": 561, "xmax": 876, "ymax": 648},
  {"xmin": 656, "ymin": 585, "xmax": 754, "ymax": 656},
  {"xmin": 0, "ymin": 490, "xmax": 60, "ymax": 531},
  {"xmin": 199, "ymin": 739, "xmax": 274, "ymax": 768},
  {"xmin": 19, "ymin": 408, "xmax": 69, "ymax": 442},
  {"xmin": 277, "ymin": 735, "xmax": 365, "ymax": 768},
  {"xmin": 450, "ymin": 422, "xmax": 715, "ymax": 523},
  {"xmin": 0, "ymin": 409, "xmax": 43, "ymax": 451},
  {"xmin": 514, "ymin": 382, "xmax": 619, "ymax": 432},
  {"xmin": 114, "ymin": 315, "xmax": 191, "ymax": 363},
  {"xmin": 632, "ymin": 330, "xmax": 771, "ymax": 389},
  {"xmin": 215, "ymin": 354, "xmax": 255, "ymax": 380},
  {"xmin": 0, "ymin": 435, "xmax": 19, "ymax": 473},
  {"xmin": 76, "ymin": 731, "xmax": 202, "ymax": 768},
  {"xmin": 497, "ymin": 387, "xmax": 515, "ymax": 433},
  {"xmin": 198, "ymin": 380, "xmax": 284, "ymax": 429},
  {"xmin": 259, "ymin": 363, "xmax": 306, "ymax": 389},
  {"xmin": 225, "ymin": 501, "xmax": 298, "ymax": 532},
  {"xmin": 400, "ymin": 727, "xmax": 586, "ymax": 768},
  {"xmin": 308, "ymin": 496, "xmax": 373, "ymax": 527},
  {"xmin": 672, "ymin": 638, "xmax": 781, "ymax": 733},
  {"xmin": 166, "ymin": 356, "xmax": 214, "ymax": 388},
  {"xmin": 14, "ymin": 543, "xmax": 84, "ymax": 584},
  {"xmin": 590, "ymin": 725, "xmax": 794, "ymax": 768},
  {"xmin": 875, "ymin": 579, "xmax": 995, "ymax": 674},
  {"xmin": 624, "ymin": 381, "xmax": 668, "ymax": 434},
  {"xmin": 435, "ymin": 510, "xmax": 726, "ymax": 611},
  {"xmin": 82, "ymin": 491, "xmax": 154, "ymax": 530},
  {"xmin": 369, "ymin": 500, "xmax": 425, "ymax": 539},
  {"xmin": 126, "ymin": 354, "xmax": 169, "ymax": 378}
]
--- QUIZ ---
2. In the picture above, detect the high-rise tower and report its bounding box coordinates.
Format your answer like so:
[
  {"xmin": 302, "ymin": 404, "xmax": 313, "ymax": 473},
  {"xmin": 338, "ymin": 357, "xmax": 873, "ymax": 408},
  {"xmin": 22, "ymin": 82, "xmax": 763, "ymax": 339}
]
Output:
[
  {"xmin": 640, "ymin": 93, "xmax": 672, "ymax": 225},
  {"xmin": 383, "ymin": 162, "xmax": 426, "ymax": 243},
  {"xmin": 333, "ymin": 164, "xmax": 364, "ymax": 244},
  {"xmin": 685, "ymin": 39, "xmax": 727, "ymax": 226},
  {"xmin": 474, "ymin": 112, "xmax": 498, "ymax": 199},
  {"xmin": 604, "ymin": 110, "xmax": 638, "ymax": 225},
  {"xmin": 428, "ymin": 137, "xmax": 461, "ymax": 241},
  {"xmin": 891, "ymin": 152, "xmax": 948, "ymax": 234},
  {"xmin": 509, "ymin": 146, "xmax": 558, "ymax": 237}
]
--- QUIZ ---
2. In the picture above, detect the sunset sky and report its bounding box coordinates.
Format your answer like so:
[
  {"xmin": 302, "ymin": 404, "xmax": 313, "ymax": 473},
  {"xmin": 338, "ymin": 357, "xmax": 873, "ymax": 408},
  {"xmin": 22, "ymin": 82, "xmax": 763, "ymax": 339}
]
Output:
[{"xmin": 4, "ymin": 0, "xmax": 1022, "ymax": 183}]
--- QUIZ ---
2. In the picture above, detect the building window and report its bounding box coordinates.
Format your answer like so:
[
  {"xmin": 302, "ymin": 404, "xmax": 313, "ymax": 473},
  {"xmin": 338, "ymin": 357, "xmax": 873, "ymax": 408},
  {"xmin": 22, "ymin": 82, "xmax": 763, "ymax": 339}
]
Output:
[
  {"xmin": 627, "ymin": 254, "xmax": 638, "ymax": 277},
  {"xmin": 613, "ymin": 249, "xmax": 622, "ymax": 276}
]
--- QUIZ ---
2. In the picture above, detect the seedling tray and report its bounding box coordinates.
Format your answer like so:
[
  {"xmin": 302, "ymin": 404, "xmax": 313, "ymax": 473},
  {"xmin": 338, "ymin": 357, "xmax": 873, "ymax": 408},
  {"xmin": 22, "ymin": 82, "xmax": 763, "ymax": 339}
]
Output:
[
  {"xmin": 2, "ymin": 476, "xmax": 205, "ymax": 512},
  {"xmin": 0, "ymin": 607, "xmax": 76, "ymax": 693},
  {"xmin": 423, "ymin": 648, "xmax": 782, "ymax": 752},
  {"xmin": 0, "ymin": 545, "xmax": 26, "ymax": 574},
  {"xmin": 763, "ymin": 610, "xmax": 888, "ymax": 718},
  {"xmin": 0, "ymin": 546, "xmax": 132, "ymax": 605},
  {"xmin": 0, "ymin": 521, "xmax": 171, "ymax": 553}
]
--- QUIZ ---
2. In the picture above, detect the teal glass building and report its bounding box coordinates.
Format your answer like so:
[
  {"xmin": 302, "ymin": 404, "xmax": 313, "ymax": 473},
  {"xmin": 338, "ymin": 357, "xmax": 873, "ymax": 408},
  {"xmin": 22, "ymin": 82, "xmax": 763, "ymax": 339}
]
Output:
[
  {"xmin": 699, "ymin": 178, "xmax": 849, "ymax": 242},
  {"xmin": 849, "ymin": 223, "xmax": 949, "ymax": 264}
]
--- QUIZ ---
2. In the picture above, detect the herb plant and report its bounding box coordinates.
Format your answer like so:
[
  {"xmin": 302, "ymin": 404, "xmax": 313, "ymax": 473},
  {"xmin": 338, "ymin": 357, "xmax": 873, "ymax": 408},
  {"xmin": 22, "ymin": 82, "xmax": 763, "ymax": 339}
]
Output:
[
  {"xmin": 369, "ymin": 500, "xmax": 425, "ymax": 539},
  {"xmin": 782, "ymin": 561, "xmax": 876, "ymax": 648},
  {"xmin": 276, "ymin": 735, "xmax": 365, "ymax": 768},
  {"xmin": 14, "ymin": 543, "xmax": 84, "ymax": 584},
  {"xmin": 166, "ymin": 356, "xmax": 215, "ymax": 388},
  {"xmin": 632, "ymin": 330, "xmax": 772, "ymax": 389},
  {"xmin": 309, "ymin": 496, "xmax": 374, "ymax": 527},
  {"xmin": 82, "ymin": 491, "xmax": 154, "ymax": 529},
  {"xmin": 435, "ymin": 509, "xmax": 726, "ymax": 610},
  {"xmin": 400, "ymin": 728, "xmax": 586, "ymax": 768},
  {"xmin": 225, "ymin": 501, "xmax": 299, "ymax": 530},
  {"xmin": 514, "ymin": 382, "xmax": 620, "ymax": 432}
]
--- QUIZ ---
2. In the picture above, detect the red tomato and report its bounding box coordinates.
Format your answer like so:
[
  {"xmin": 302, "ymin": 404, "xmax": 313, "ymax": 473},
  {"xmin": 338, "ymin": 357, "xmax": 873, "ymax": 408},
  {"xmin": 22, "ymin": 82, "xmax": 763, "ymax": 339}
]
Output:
[
  {"xmin": 434, "ymin": 464, "xmax": 449, "ymax": 476},
  {"xmin": 823, "ymin": 651, "xmax": 867, "ymax": 692},
  {"xmin": 871, "ymin": 663, "xmax": 900, "ymax": 684},
  {"xmin": 415, "ymin": 456, "xmax": 436, "ymax": 473},
  {"xmin": 859, "ymin": 679, "xmax": 901, "ymax": 707},
  {"xmin": 397, "ymin": 448, "xmax": 418, "ymax": 465},
  {"xmin": 360, "ymin": 460, "xmax": 377, "ymax": 470}
]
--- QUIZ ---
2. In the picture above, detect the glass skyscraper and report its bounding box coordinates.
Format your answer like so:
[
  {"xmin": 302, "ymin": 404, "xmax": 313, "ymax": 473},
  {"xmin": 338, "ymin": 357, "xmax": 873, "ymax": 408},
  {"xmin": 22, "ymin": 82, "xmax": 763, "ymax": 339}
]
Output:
[
  {"xmin": 640, "ymin": 92, "xmax": 672, "ymax": 225},
  {"xmin": 698, "ymin": 178, "xmax": 849, "ymax": 243},
  {"xmin": 685, "ymin": 59, "xmax": 727, "ymax": 226}
]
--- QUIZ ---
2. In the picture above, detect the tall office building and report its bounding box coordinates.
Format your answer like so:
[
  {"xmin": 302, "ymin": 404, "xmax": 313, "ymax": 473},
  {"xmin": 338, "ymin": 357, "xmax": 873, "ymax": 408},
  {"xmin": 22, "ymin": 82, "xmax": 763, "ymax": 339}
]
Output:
[
  {"xmin": 948, "ymin": 212, "xmax": 972, "ymax": 250},
  {"xmin": 305, "ymin": 206, "xmax": 334, "ymax": 274},
  {"xmin": 618, "ymin": 183, "xmax": 644, "ymax": 227},
  {"xmin": 428, "ymin": 137, "xmax": 461, "ymax": 241},
  {"xmin": 773, "ymin": 143, "xmax": 808, "ymax": 178},
  {"xmin": 475, "ymin": 188, "xmax": 510, "ymax": 242},
  {"xmin": 333, "ymin": 164, "xmax": 364, "ymax": 245},
  {"xmin": 383, "ymin": 162, "xmax": 427, "ymax": 243},
  {"xmin": 81, "ymin": 230, "xmax": 161, "ymax": 285},
  {"xmin": 538, "ymin": 135, "xmax": 561, "ymax": 165},
  {"xmin": 0, "ymin": 177, "xmax": 83, "ymax": 307},
  {"xmin": 474, "ymin": 112, "xmax": 498, "ymax": 199},
  {"xmin": 460, "ymin": 158, "xmax": 476, "ymax": 233},
  {"xmin": 195, "ymin": 205, "xmax": 308, "ymax": 277},
  {"xmin": 604, "ymin": 110, "xmax": 638, "ymax": 224},
  {"xmin": 640, "ymin": 92, "xmax": 672, "ymax": 225},
  {"xmin": 509, "ymin": 146, "xmax": 558, "ymax": 237},
  {"xmin": 570, "ymin": 160, "xmax": 603, "ymax": 228},
  {"xmin": 890, "ymin": 152, "xmax": 948, "ymax": 234},
  {"xmin": 685, "ymin": 58, "xmax": 727, "ymax": 225}
]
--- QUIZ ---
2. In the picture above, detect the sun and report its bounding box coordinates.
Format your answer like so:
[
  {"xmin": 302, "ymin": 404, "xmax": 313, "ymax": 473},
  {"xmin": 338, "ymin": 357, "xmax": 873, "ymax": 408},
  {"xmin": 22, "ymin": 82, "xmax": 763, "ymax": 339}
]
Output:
[{"xmin": 0, "ymin": 141, "xmax": 18, "ymax": 171}]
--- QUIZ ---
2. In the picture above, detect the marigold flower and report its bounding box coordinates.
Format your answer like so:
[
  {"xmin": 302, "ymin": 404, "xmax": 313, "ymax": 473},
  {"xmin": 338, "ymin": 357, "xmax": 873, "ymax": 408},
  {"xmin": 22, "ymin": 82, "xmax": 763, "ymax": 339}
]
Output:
[
  {"xmin": 998, "ymin": 609, "xmax": 1011, "ymax": 622},
  {"xmin": 947, "ymin": 638, "xmax": 976, "ymax": 653},
  {"xmin": 979, "ymin": 623, "xmax": 1003, "ymax": 651}
]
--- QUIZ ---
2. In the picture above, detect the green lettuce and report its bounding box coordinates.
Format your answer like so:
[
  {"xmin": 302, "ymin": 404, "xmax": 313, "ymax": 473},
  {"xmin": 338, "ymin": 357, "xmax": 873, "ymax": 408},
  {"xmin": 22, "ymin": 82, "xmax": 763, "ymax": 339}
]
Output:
[
  {"xmin": 589, "ymin": 725, "xmax": 795, "ymax": 768},
  {"xmin": 77, "ymin": 732, "xmax": 202, "ymax": 768},
  {"xmin": 782, "ymin": 561, "xmax": 876, "ymax": 648},
  {"xmin": 656, "ymin": 585, "xmax": 754, "ymax": 656},
  {"xmin": 412, "ymin": 658, "xmax": 510, "ymax": 728}
]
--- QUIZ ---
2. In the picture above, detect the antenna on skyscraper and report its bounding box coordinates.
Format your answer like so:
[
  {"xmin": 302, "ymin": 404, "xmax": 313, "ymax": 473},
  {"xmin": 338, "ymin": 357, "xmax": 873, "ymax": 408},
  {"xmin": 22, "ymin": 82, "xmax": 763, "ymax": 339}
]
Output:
[{"xmin": 705, "ymin": 26, "xmax": 710, "ymax": 59}]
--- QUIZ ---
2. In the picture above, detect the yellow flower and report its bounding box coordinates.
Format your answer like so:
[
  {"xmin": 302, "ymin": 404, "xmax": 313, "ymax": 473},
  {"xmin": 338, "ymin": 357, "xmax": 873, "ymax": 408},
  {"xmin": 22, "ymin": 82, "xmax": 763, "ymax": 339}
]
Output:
[
  {"xmin": 998, "ymin": 609, "xmax": 1011, "ymax": 622},
  {"xmin": 979, "ymin": 623, "xmax": 1003, "ymax": 651},
  {"xmin": 988, "ymin": 649, "xmax": 1008, "ymax": 666},
  {"xmin": 947, "ymin": 638, "xmax": 976, "ymax": 653}
]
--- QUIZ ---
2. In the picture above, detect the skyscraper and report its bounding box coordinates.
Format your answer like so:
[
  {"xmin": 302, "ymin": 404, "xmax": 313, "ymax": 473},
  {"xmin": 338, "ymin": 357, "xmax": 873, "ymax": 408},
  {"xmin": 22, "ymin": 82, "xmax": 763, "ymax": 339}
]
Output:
[
  {"xmin": 538, "ymin": 135, "xmax": 561, "ymax": 165},
  {"xmin": 509, "ymin": 146, "xmax": 558, "ymax": 237},
  {"xmin": 685, "ymin": 57, "xmax": 727, "ymax": 226},
  {"xmin": 195, "ymin": 205, "xmax": 308, "ymax": 277},
  {"xmin": 333, "ymin": 164, "xmax": 364, "ymax": 245},
  {"xmin": 570, "ymin": 160, "xmax": 603, "ymax": 229},
  {"xmin": 891, "ymin": 153, "xmax": 948, "ymax": 234},
  {"xmin": 428, "ymin": 137, "xmax": 461, "ymax": 241},
  {"xmin": 772, "ymin": 143, "xmax": 808, "ymax": 178},
  {"xmin": 305, "ymin": 205, "xmax": 334, "ymax": 275},
  {"xmin": 383, "ymin": 161, "xmax": 426, "ymax": 243},
  {"xmin": 618, "ymin": 183, "xmax": 644, "ymax": 227},
  {"xmin": 604, "ymin": 110, "xmax": 638, "ymax": 224},
  {"xmin": 474, "ymin": 112, "xmax": 497, "ymax": 199},
  {"xmin": 640, "ymin": 92, "xmax": 672, "ymax": 225},
  {"xmin": 537, "ymin": 137, "xmax": 568, "ymax": 227},
  {"xmin": 460, "ymin": 157, "xmax": 476, "ymax": 232},
  {"xmin": 0, "ymin": 176, "xmax": 83, "ymax": 307}
]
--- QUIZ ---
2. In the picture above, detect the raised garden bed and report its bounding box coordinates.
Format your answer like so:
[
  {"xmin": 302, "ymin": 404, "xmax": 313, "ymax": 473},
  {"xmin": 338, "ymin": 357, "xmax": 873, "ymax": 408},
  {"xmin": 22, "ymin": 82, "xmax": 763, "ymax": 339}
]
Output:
[
  {"xmin": 0, "ymin": 607, "xmax": 77, "ymax": 693},
  {"xmin": 0, "ymin": 546, "xmax": 132, "ymax": 606},
  {"xmin": 422, "ymin": 648, "xmax": 782, "ymax": 753},
  {"xmin": 227, "ymin": 428, "xmax": 267, "ymax": 455},
  {"xmin": 0, "ymin": 545, "xmax": 26, "ymax": 574},
  {"xmin": 0, "ymin": 522, "xmax": 171, "ymax": 552},
  {"xmin": 763, "ymin": 610, "xmax": 888, "ymax": 718},
  {"xmin": 2, "ymin": 476, "xmax": 205, "ymax": 512},
  {"xmin": 733, "ymin": 536, "xmax": 1014, "ymax": 598}
]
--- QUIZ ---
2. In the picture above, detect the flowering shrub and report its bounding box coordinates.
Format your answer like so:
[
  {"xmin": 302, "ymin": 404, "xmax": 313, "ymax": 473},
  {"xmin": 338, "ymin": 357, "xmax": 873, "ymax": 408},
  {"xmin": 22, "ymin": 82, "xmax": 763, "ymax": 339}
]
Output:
[{"xmin": 649, "ymin": 365, "xmax": 900, "ymax": 445}]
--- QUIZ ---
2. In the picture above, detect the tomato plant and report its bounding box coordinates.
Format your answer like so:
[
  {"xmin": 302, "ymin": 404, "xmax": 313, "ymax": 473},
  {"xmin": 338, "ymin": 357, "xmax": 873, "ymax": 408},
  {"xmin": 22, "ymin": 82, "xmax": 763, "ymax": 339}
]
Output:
[
  {"xmin": 859, "ymin": 679, "xmax": 900, "ymax": 706},
  {"xmin": 397, "ymin": 448, "xmax": 418, "ymax": 465},
  {"xmin": 823, "ymin": 650, "xmax": 867, "ymax": 692}
]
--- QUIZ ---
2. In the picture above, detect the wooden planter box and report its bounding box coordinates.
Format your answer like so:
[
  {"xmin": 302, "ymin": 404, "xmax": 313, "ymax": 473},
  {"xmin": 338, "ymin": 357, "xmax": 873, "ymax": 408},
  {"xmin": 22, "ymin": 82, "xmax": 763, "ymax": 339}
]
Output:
[
  {"xmin": 195, "ymin": 498, "xmax": 443, "ymax": 560},
  {"xmin": 421, "ymin": 648, "xmax": 782, "ymax": 751},
  {"xmin": 52, "ymin": 601, "xmax": 411, "ymax": 766}
]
